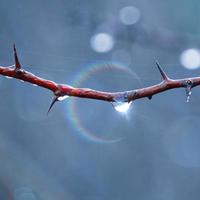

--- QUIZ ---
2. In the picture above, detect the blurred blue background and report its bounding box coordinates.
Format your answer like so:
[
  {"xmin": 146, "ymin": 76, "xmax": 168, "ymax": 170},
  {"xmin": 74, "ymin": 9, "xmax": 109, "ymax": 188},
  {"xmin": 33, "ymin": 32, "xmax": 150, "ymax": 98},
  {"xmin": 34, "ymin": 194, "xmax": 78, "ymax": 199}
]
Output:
[{"xmin": 1, "ymin": 0, "xmax": 200, "ymax": 199}]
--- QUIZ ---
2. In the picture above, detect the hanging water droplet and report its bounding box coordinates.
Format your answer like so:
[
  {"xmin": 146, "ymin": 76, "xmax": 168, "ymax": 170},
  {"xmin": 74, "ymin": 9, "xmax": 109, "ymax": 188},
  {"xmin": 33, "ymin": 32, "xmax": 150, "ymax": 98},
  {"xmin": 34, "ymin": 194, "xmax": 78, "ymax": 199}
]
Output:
[
  {"xmin": 112, "ymin": 101, "xmax": 132, "ymax": 113},
  {"xmin": 32, "ymin": 84, "xmax": 37, "ymax": 87},
  {"xmin": 185, "ymin": 80, "xmax": 192, "ymax": 103},
  {"xmin": 186, "ymin": 90, "xmax": 192, "ymax": 102},
  {"xmin": 57, "ymin": 95, "xmax": 69, "ymax": 101},
  {"xmin": 112, "ymin": 93, "xmax": 132, "ymax": 113}
]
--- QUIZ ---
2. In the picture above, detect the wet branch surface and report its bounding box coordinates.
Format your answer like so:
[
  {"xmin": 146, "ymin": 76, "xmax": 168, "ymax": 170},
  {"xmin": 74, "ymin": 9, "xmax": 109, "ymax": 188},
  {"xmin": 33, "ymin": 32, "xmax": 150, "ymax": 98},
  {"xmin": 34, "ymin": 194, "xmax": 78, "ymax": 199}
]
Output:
[{"xmin": 0, "ymin": 45, "xmax": 199, "ymax": 112}]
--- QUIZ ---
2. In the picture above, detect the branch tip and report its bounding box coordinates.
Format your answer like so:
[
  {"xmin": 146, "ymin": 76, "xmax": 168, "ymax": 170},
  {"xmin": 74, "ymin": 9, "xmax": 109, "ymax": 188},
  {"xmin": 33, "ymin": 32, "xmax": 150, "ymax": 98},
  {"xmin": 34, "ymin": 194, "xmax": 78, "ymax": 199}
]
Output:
[{"xmin": 13, "ymin": 44, "xmax": 22, "ymax": 70}]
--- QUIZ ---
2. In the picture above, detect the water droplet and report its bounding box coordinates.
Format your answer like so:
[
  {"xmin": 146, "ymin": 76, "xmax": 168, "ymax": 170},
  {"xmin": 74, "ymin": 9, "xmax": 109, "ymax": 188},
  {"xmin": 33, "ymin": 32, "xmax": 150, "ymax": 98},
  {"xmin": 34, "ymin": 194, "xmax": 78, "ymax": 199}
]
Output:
[
  {"xmin": 186, "ymin": 90, "xmax": 192, "ymax": 102},
  {"xmin": 57, "ymin": 95, "xmax": 69, "ymax": 101},
  {"xmin": 112, "ymin": 101, "xmax": 132, "ymax": 113},
  {"xmin": 32, "ymin": 84, "xmax": 37, "ymax": 87},
  {"xmin": 5, "ymin": 76, "xmax": 13, "ymax": 79},
  {"xmin": 186, "ymin": 95, "xmax": 191, "ymax": 103},
  {"xmin": 20, "ymin": 80, "xmax": 25, "ymax": 82},
  {"xmin": 185, "ymin": 80, "xmax": 192, "ymax": 103},
  {"xmin": 112, "ymin": 93, "xmax": 132, "ymax": 113}
]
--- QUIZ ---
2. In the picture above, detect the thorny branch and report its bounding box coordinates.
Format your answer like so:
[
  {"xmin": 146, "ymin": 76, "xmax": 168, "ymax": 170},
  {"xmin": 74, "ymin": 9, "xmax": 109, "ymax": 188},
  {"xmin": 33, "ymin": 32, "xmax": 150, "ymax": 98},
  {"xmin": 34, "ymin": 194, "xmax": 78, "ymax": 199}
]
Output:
[{"xmin": 0, "ymin": 45, "xmax": 199, "ymax": 113}]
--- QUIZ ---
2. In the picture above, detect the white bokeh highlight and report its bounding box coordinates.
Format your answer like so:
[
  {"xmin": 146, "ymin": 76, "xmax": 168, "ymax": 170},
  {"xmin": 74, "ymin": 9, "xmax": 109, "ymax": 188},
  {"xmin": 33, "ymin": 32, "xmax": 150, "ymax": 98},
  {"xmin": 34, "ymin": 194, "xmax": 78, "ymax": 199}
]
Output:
[
  {"xmin": 90, "ymin": 33, "xmax": 114, "ymax": 53},
  {"xmin": 180, "ymin": 48, "xmax": 200, "ymax": 70},
  {"xmin": 119, "ymin": 6, "xmax": 141, "ymax": 25},
  {"xmin": 113, "ymin": 101, "xmax": 132, "ymax": 113}
]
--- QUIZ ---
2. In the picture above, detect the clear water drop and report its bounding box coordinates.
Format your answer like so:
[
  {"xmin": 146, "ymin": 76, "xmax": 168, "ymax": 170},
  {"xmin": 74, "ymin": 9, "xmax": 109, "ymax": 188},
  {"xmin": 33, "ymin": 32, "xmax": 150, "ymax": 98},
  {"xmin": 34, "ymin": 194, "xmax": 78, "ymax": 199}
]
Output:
[
  {"xmin": 112, "ymin": 93, "xmax": 132, "ymax": 113},
  {"xmin": 5, "ymin": 76, "xmax": 13, "ymax": 79},
  {"xmin": 113, "ymin": 101, "xmax": 132, "ymax": 113},
  {"xmin": 185, "ymin": 80, "xmax": 192, "ymax": 103},
  {"xmin": 57, "ymin": 95, "xmax": 69, "ymax": 101}
]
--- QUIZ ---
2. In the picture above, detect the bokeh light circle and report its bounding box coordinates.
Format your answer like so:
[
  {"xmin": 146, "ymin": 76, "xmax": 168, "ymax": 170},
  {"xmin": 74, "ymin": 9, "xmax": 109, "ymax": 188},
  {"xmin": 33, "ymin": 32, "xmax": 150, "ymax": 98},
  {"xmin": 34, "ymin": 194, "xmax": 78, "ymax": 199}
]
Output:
[
  {"xmin": 90, "ymin": 33, "xmax": 114, "ymax": 53},
  {"xmin": 119, "ymin": 6, "xmax": 141, "ymax": 25},
  {"xmin": 164, "ymin": 116, "xmax": 200, "ymax": 168},
  {"xmin": 180, "ymin": 48, "xmax": 200, "ymax": 70},
  {"xmin": 65, "ymin": 62, "xmax": 141, "ymax": 143}
]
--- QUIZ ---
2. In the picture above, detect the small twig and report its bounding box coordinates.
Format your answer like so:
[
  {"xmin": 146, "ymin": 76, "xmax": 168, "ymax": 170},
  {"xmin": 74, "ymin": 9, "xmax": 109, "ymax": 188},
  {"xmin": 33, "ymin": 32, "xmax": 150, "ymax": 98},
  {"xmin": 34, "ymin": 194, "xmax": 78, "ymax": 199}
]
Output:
[{"xmin": 0, "ymin": 45, "xmax": 199, "ymax": 112}]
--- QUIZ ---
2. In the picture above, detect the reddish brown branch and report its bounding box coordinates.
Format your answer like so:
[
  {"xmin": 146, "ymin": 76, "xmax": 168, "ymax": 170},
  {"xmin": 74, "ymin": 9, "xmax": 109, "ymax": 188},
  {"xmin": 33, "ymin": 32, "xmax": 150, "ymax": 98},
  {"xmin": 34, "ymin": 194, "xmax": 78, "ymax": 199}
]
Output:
[{"xmin": 0, "ymin": 46, "xmax": 199, "ymax": 112}]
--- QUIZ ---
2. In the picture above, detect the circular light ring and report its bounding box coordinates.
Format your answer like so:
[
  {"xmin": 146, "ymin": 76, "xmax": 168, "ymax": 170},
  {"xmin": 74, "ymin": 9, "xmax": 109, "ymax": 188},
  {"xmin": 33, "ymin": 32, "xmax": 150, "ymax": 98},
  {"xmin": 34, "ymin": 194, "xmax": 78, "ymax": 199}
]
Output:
[{"xmin": 65, "ymin": 61, "xmax": 141, "ymax": 143}]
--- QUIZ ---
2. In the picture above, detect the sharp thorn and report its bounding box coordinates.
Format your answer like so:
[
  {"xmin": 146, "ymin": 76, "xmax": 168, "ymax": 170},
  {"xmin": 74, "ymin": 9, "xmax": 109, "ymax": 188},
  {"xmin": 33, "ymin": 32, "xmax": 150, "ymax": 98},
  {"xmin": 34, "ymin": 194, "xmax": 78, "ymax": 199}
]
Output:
[
  {"xmin": 47, "ymin": 96, "xmax": 58, "ymax": 114},
  {"xmin": 13, "ymin": 44, "xmax": 22, "ymax": 70},
  {"xmin": 154, "ymin": 58, "xmax": 169, "ymax": 81}
]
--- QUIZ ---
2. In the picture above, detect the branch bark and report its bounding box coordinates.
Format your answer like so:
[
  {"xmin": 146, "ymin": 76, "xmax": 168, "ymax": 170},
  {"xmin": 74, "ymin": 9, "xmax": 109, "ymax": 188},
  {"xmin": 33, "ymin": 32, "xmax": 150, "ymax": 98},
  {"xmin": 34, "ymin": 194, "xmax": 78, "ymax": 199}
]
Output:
[{"xmin": 0, "ymin": 46, "xmax": 199, "ymax": 112}]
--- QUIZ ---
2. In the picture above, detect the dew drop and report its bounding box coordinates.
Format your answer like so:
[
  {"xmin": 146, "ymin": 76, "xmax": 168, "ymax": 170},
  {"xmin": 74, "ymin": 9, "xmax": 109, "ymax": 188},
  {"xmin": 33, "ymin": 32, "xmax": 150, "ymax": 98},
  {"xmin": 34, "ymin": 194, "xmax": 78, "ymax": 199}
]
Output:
[
  {"xmin": 185, "ymin": 80, "xmax": 192, "ymax": 103},
  {"xmin": 57, "ymin": 95, "xmax": 69, "ymax": 101},
  {"xmin": 112, "ymin": 93, "xmax": 132, "ymax": 113},
  {"xmin": 5, "ymin": 76, "xmax": 13, "ymax": 79},
  {"xmin": 186, "ymin": 92, "xmax": 191, "ymax": 103},
  {"xmin": 32, "ymin": 84, "xmax": 37, "ymax": 87},
  {"xmin": 112, "ymin": 101, "xmax": 132, "ymax": 113}
]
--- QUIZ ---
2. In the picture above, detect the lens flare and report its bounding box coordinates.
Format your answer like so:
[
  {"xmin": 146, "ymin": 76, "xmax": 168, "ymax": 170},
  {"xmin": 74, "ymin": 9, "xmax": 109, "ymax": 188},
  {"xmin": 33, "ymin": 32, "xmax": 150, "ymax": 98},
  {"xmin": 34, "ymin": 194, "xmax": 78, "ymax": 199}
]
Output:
[
  {"xmin": 90, "ymin": 33, "xmax": 114, "ymax": 53},
  {"xmin": 64, "ymin": 61, "xmax": 141, "ymax": 143},
  {"xmin": 112, "ymin": 101, "xmax": 132, "ymax": 113},
  {"xmin": 180, "ymin": 48, "xmax": 200, "ymax": 70},
  {"xmin": 119, "ymin": 6, "xmax": 141, "ymax": 25}
]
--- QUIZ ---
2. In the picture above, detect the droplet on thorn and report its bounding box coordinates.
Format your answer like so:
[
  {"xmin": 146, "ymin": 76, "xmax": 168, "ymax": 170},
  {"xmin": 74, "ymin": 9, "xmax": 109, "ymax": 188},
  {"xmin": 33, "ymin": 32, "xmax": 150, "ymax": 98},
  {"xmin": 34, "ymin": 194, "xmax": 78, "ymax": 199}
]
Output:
[
  {"xmin": 5, "ymin": 76, "xmax": 13, "ymax": 79},
  {"xmin": 57, "ymin": 95, "xmax": 69, "ymax": 101},
  {"xmin": 47, "ymin": 95, "xmax": 69, "ymax": 114}
]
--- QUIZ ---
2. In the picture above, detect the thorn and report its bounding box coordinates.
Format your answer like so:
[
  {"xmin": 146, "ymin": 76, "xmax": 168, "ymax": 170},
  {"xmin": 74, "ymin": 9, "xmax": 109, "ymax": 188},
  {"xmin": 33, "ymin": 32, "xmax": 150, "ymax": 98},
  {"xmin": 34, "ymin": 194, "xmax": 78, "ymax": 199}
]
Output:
[
  {"xmin": 13, "ymin": 44, "xmax": 22, "ymax": 70},
  {"xmin": 154, "ymin": 58, "xmax": 169, "ymax": 81},
  {"xmin": 47, "ymin": 96, "xmax": 58, "ymax": 114}
]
